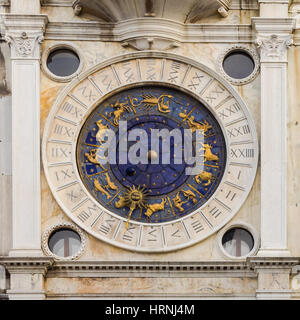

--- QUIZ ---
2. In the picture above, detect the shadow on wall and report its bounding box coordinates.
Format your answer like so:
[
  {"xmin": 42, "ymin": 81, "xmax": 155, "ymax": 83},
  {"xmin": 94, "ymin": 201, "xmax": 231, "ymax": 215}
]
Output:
[{"xmin": 0, "ymin": 45, "xmax": 10, "ymax": 96}]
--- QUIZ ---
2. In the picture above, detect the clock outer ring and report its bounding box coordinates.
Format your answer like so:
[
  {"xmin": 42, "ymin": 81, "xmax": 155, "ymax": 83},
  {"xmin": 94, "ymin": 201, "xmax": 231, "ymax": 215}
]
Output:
[{"xmin": 42, "ymin": 51, "xmax": 259, "ymax": 253}]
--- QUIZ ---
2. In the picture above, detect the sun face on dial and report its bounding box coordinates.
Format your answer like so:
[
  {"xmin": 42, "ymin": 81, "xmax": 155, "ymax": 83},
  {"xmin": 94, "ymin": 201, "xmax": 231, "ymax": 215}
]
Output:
[
  {"xmin": 43, "ymin": 53, "xmax": 258, "ymax": 252},
  {"xmin": 77, "ymin": 86, "xmax": 227, "ymax": 225}
]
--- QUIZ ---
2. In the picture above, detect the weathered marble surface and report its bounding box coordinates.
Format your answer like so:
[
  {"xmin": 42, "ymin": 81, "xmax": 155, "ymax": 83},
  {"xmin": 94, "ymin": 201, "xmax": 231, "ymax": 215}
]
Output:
[
  {"xmin": 45, "ymin": 276, "xmax": 257, "ymax": 298},
  {"xmin": 287, "ymin": 46, "xmax": 300, "ymax": 257}
]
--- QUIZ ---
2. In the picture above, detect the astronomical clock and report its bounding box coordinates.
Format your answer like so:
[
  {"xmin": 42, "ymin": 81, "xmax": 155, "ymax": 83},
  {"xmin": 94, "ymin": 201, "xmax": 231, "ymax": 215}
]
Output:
[{"xmin": 43, "ymin": 52, "xmax": 258, "ymax": 253}]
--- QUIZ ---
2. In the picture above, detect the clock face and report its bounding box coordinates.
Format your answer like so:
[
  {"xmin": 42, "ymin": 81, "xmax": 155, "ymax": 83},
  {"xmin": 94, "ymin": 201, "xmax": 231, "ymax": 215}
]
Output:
[
  {"xmin": 43, "ymin": 53, "xmax": 258, "ymax": 252},
  {"xmin": 76, "ymin": 86, "xmax": 227, "ymax": 225}
]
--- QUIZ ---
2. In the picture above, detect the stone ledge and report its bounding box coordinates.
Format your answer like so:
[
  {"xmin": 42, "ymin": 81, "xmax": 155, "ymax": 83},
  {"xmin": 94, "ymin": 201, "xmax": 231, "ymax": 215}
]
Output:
[
  {"xmin": 47, "ymin": 260, "xmax": 255, "ymax": 278},
  {"xmin": 44, "ymin": 20, "xmax": 254, "ymax": 43},
  {"xmin": 0, "ymin": 257, "xmax": 54, "ymax": 275},
  {"xmin": 248, "ymin": 257, "xmax": 299, "ymax": 271}
]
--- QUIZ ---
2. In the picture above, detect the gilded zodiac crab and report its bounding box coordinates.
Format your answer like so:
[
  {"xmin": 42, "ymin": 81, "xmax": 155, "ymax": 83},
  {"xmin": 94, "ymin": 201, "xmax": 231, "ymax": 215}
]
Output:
[{"xmin": 195, "ymin": 171, "xmax": 213, "ymax": 186}]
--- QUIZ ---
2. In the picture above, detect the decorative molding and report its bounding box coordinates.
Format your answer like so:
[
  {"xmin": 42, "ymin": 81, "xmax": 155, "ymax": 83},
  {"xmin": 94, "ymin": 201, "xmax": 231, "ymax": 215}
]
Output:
[
  {"xmin": 248, "ymin": 257, "xmax": 299, "ymax": 271},
  {"xmin": 45, "ymin": 21, "xmax": 254, "ymax": 43},
  {"xmin": 0, "ymin": 257, "xmax": 54, "ymax": 276},
  {"xmin": 0, "ymin": 14, "xmax": 48, "ymax": 59},
  {"xmin": 71, "ymin": 0, "xmax": 232, "ymax": 23},
  {"xmin": 1, "ymin": 257, "xmax": 297, "ymax": 280},
  {"xmin": 216, "ymin": 222, "xmax": 260, "ymax": 260},
  {"xmin": 230, "ymin": 0, "xmax": 259, "ymax": 10},
  {"xmin": 41, "ymin": 0, "xmax": 259, "ymax": 10},
  {"xmin": 47, "ymin": 260, "xmax": 256, "ymax": 278},
  {"xmin": 217, "ymin": 44, "xmax": 260, "ymax": 85},
  {"xmin": 42, "ymin": 222, "xmax": 87, "ymax": 261},
  {"xmin": 5, "ymin": 32, "xmax": 43, "ymax": 58},
  {"xmin": 41, "ymin": 0, "xmax": 72, "ymax": 6},
  {"xmin": 252, "ymin": 17, "xmax": 295, "ymax": 33},
  {"xmin": 256, "ymin": 34, "xmax": 293, "ymax": 62},
  {"xmin": 122, "ymin": 38, "xmax": 180, "ymax": 51}
]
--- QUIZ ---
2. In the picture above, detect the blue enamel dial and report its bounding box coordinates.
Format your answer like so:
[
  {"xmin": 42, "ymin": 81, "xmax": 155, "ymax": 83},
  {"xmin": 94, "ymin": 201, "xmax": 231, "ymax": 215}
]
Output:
[{"xmin": 76, "ymin": 86, "xmax": 227, "ymax": 224}]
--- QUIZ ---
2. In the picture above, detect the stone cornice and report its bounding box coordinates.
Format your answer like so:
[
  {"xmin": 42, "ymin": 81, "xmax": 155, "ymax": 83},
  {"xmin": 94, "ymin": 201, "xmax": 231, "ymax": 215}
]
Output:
[
  {"xmin": 40, "ymin": 0, "xmax": 259, "ymax": 10},
  {"xmin": 0, "ymin": 257, "xmax": 54, "ymax": 276},
  {"xmin": 248, "ymin": 257, "xmax": 299, "ymax": 271},
  {"xmin": 252, "ymin": 17, "xmax": 295, "ymax": 33},
  {"xmin": 0, "ymin": 14, "xmax": 48, "ymax": 32},
  {"xmin": 1, "ymin": 257, "xmax": 300, "ymax": 279},
  {"xmin": 47, "ymin": 260, "xmax": 255, "ymax": 278},
  {"xmin": 45, "ymin": 20, "xmax": 254, "ymax": 43}
]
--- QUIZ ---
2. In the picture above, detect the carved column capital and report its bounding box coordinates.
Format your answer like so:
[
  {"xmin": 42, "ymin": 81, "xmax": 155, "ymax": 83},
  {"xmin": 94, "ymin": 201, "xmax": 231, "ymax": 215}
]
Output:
[
  {"xmin": 252, "ymin": 17, "xmax": 295, "ymax": 62},
  {"xmin": 0, "ymin": 14, "xmax": 48, "ymax": 59},
  {"xmin": 5, "ymin": 32, "xmax": 44, "ymax": 59},
  {"xmin": 255, "ymin": 34, "xmax": 293, "ymax": 62}
]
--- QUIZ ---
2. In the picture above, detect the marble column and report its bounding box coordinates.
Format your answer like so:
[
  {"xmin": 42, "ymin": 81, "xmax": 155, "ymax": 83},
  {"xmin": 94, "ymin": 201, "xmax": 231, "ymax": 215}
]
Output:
[
  {"xmin": 1, "ymin": 14, "xmax": 48, "ymax": 257},
  {"xmin": 252, "ymin": 16, "xmax": 295, "ymax": 257}
]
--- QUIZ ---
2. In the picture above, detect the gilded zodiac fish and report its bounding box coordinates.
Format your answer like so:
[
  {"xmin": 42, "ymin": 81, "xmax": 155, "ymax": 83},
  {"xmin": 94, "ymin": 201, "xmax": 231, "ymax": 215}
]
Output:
[
  {"xmin": 131, "ymin": 94, "xmax": 173, "ymax": 113},
  {"xmin": 94, "ymin": 179, "xmax": 111, "ymax": 200},
  {"xmin": 104, "ymin": 173, "xmax": 118, "ymax": 191}
]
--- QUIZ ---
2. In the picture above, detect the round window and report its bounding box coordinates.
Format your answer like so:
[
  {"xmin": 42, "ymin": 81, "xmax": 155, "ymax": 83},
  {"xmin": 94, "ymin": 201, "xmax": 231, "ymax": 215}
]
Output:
[
  {"xmin": 223, "ymin": 50, "xmax": 255, "ymax": 80},
  {"xmin": 222, "ymin": 228, "xmax": 254, "ymax": 258},
  {"xmin": 48, "ymin": 228, "xmax": 81, "ymax": 258},
  {"xmin": 47, "ymin": 49, "xmax": 80, "ymax": 77}
]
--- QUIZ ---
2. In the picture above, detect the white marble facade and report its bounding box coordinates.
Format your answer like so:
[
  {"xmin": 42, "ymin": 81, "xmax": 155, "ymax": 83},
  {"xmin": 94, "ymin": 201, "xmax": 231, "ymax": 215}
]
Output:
[{"xmin": 0, "ymin": 0, "xmax": 299, "ymax": 300}]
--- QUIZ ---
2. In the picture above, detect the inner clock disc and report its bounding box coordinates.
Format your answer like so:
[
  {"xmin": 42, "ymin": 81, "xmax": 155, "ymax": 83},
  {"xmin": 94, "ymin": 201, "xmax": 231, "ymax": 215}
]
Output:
[{"xmin": 76, "ymin": 86, "xmax": 227, "ymax": 224}]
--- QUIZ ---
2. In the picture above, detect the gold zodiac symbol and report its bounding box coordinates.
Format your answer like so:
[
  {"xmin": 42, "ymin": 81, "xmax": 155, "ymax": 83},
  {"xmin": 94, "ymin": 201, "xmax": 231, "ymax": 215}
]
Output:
[
  {"xmin": 94, "ymin": 179, "xmax": 111, "ymax": 200},
  {"xmin": 108, "ymin": 100, "xmax": 132, "ymax": 126},
  {"xmin": 179, "ymin": 112, "xmax": 212, "ymax": 134},
  {"xmin": 144, "ymin": 198, "xmax": 167, "ymax": 218},
  {"xmin": 172, "ymin": 188, "xmax": 199, "ymax": 213},
  {"xmin": 200, "ymin": 143, "xmax": 219, "ymax": 162},
  {"xmin": 131, "ymin": 94, "xmax": 173, "ymax": 113},
  {"xmin": 181, "ymin": 189, "xmax": 197, "ymax": 204},
  {"xmin": 173, "ymin": 192, "xmax": 186, "ymax": 213},
  {"xmin": 195, "ymin": 171, "xmax": 213, "ymax": 186},
  {"xmin": 84, "ymin": 149, "xmax": 106, "ymax": 171},
  {"xmin": 104, "ymin": 173, "xmax": 118, "ymax": 191},
  {"xmin": 114, "ymin": 186, "xmax": 148, "ymax": 231},
  {"xmin": 95, "ymin": 120, "xmax": 110, "ymax": 144}
]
